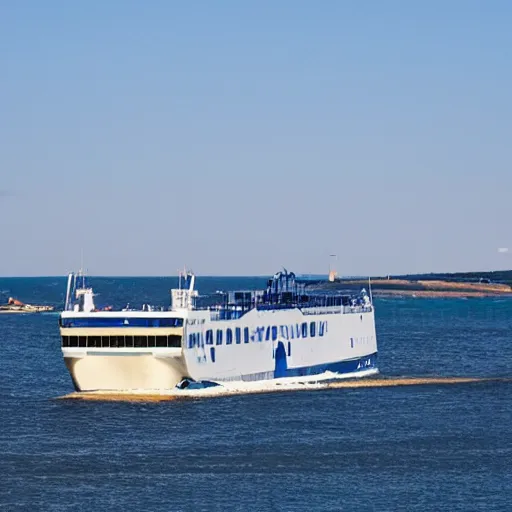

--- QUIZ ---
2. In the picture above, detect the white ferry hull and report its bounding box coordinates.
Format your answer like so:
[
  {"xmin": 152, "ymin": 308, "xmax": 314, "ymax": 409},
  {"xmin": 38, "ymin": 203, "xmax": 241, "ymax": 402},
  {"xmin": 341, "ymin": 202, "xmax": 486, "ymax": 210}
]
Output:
[{"xmin": 63, "ymin": 352, "xmax": 377, "ymax": 392}]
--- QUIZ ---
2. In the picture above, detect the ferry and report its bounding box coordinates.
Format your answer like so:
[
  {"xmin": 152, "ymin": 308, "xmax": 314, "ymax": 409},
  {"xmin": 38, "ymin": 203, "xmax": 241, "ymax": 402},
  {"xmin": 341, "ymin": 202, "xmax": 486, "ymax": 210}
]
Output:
[{"xmin": 58, "ymin": 269, "xmax": 378, "ymax": 391}]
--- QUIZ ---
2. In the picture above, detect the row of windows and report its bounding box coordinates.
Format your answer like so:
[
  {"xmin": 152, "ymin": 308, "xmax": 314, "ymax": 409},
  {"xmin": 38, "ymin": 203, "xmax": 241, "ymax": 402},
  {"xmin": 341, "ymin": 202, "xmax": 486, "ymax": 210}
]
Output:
[
  {"xmin": 191, "ymin": 326, "xmax": 250, "ymax": 348},
  {"xmin": 61, "ymin": 335, "xmax": 182, "ymax": 348},
  {"xmin": 188, "ymin": 321, "xmax": 326, "ymax": 349}
]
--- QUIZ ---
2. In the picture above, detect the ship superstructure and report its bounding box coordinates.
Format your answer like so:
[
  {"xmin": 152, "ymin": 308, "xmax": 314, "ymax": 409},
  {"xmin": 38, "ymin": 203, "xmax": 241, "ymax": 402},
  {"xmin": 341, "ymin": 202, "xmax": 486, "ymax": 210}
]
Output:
[{"xmin": 59, "ymin": 269, "xmax": 378, "ymax": 391}]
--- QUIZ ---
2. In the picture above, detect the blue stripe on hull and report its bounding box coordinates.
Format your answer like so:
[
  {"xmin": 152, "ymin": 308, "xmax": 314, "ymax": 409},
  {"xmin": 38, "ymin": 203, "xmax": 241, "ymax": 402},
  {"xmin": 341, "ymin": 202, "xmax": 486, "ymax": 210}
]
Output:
[
  {"xmin": 281, "ymin": 352, "xmax": 377, "ymax": 379},
  {"xmin": 237, "ymin": 352, "xmax": 378, "ymax": 382}
]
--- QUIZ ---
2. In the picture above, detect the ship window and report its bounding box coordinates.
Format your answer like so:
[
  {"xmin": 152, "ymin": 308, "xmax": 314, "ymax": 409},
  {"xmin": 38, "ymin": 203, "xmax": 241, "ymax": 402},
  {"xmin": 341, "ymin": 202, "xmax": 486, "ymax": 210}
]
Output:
[
  {"xmin": 168, "ymin": 335, "xmax": 181, "ymax": 348},
  {"xmin": 111, "ymin": 336, "xmax": 121, "ymax": 348},
  {"xmin": 61, "ymin": 336, "xmax": 69, "ymax": 347},
  {"xmin": 310, "ymin": 322, "xmax": 316, "ymax": 337},
  {"xmin": 216, "ymin": 330, "xmax": 223, "ymax": 345},
  {"xmin": 125, "ymin": 335, "xmax": 134, "ymax": 348},
  {"xmin": 148, "ymin": 336, "xmax": 156, "ymax": 348},
  {"xmin": 102, "ymin": 336, "xmax": 110, "ymax": 348},
  {"xmin": 156, "ymin": 336, "xmax": 167, "ymax": 348},
  {"xmin": 118, "ymin": 336, "xmax": 126, "ymax": 348},
  {"xmin": 206, "ymin": 330, "xmax": 213, "ymax": 345},
  {"xmin": 319, "ymin": 322, "xmax": 325, "ymax": 336},
  {"xmin": 188, "ymin": 334, "xmax": 194, "ymax": 348},
  {"xmin": 244, "ymin": 327, "xmax": 249, "ymax": 343},
  {"xmin": 301, "ymin": 322, "xmax": 308, "ymax": 338},
  {"xmin": 69, "ymin": 336, "xmax": 78, "ymax": 347},
  {"xmin": 210, "ymin": 347, "xmax": 216, "ymax": 363},
  {"xmin": 235, "ymin": 327, "xmax": 241, "ymax": 344},
  {"xmin": 226, "ymin": 328, "xmax": 233, "ymax": 345},
  {"xmin": 271, "ymin": 326, "xmax": 278, "ymax": 341},
  {"xmin": 133, "ymin": 336, "xmax": 145, "ymax": 348},
  {"xmin": 87, "ymin": 336, "xmax": 100, "ymax": 348},
  {"xmin": 78, "ymin": 336, "xmax": 86, "ymax": 348}
]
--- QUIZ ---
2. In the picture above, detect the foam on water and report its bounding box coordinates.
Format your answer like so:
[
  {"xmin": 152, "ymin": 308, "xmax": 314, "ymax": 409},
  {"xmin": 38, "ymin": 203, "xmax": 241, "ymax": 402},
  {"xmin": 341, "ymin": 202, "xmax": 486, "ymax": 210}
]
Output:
[
  {"xmin": 56, "ymin": 371, "xmax": 512, "ymax": 402},
  {"xmin": 57, "ymin": 369, "xmax": 376, "ymax": 401}
]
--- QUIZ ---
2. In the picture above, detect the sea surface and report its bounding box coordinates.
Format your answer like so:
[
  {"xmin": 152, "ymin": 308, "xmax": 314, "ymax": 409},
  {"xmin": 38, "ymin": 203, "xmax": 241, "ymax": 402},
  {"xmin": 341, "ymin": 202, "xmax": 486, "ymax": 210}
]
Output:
[{"xmin": 0, "ymin": 277, "xmax": 511, "ymax": 512}]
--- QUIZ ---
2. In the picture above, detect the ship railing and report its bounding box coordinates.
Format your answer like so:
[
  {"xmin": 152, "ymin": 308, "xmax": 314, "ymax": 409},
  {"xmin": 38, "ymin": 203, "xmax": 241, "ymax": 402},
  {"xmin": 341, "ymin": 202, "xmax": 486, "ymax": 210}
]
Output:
[
  {"xmin": 302, "ymin": 305, "xmax": 373, "ymax": 315},
  {"xmin": 301, "ymin": 306, "xmax": 343, "ymax": 315},
  {"xmin": 345, "ymin": 305, "xmax": 373, "ymax": 314},
  {"xmin": 205, "ymin": 302, "xmax": 372, "ymax": 321},
  {"xmin": 199, "ymin": 292, "xmax": 373, "ymax": 321}
]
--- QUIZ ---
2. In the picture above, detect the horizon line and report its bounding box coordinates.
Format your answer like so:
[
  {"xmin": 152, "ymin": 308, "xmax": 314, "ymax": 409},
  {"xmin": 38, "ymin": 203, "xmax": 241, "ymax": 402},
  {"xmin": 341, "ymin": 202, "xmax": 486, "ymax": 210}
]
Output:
[
  {"xmin": 0, "ymin": 269, "xmax": 510, "ymax": 279},
  {"xmin": 0, "ymin": 274, "xmax": 329, "ymax": 279}
]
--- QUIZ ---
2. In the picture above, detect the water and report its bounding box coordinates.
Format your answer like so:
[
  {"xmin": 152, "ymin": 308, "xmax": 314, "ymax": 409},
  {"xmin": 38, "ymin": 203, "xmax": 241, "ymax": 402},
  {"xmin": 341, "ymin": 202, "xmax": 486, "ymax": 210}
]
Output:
[{"xmin": 0, "ymin": 277, "xmax": 511, "ymax": 511}]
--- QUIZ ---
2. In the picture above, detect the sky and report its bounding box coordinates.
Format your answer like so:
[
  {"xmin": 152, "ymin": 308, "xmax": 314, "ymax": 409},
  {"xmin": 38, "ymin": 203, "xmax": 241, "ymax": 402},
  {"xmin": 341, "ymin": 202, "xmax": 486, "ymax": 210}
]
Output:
[{"xmin": 1, "ymin": 0, "xmax": 511, "ymax": 276}]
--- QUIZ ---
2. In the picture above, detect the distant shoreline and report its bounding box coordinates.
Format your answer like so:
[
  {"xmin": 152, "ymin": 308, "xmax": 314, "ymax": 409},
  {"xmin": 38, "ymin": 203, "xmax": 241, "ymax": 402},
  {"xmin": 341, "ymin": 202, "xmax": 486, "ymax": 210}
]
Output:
[
  {"xmin": 307, "ymin": 278, "xmax": 512, "ymax": 298},
  {"xmin": 373, "ymin": 289, "xmax": 512, "ymax": 298}
]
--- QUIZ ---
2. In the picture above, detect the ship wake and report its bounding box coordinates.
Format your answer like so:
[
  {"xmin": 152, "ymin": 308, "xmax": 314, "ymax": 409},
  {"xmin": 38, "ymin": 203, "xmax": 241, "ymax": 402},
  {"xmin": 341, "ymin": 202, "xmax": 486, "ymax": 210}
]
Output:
[{"xmin": 56, "ymin": 372, "xmax": 512, "ymax": 402}]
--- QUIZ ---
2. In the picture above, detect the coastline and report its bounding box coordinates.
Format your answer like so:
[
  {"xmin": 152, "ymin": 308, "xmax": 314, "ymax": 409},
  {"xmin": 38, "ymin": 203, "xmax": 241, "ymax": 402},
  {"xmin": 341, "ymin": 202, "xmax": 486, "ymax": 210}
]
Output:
[
  {"xmin": 308, "ymin": 278, "xmax": 512, "ymax": 299},
  {"xmin": 373, "ymin": 289, "xmax": 511, "ymax": 298}
]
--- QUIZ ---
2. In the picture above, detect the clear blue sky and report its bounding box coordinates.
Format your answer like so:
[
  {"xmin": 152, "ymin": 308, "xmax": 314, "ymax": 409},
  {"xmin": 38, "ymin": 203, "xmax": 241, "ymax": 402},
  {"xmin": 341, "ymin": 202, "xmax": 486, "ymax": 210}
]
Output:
[{"xmin": 1, "ymin": 1, "xmax": 511, "ymax": 276}]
